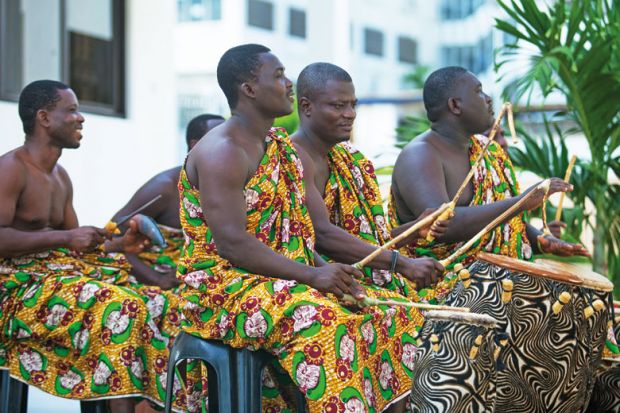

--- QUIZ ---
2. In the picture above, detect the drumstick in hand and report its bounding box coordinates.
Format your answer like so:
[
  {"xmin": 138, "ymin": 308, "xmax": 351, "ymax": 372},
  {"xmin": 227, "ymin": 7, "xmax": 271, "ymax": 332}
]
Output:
[
  {"xmin": 352, "ymin": 203, "xmax": 451, "ymax": 269},
  {"xmin": 554, "ymin": 155, "xmax": 577, "ymax": 222},
  {"xmin": 439, "ymin": 179, "xmax": 551, "ymax": 268},
  {"xmin": 427, "ymin": 103, "xmax": 513, "ymax": 242}
]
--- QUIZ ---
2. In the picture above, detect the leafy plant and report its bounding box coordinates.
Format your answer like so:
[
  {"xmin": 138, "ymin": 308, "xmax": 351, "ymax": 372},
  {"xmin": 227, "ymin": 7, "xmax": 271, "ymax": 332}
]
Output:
[{"xmin": 495, "ymin": 0, "xmax": 620, "ymax": 291}]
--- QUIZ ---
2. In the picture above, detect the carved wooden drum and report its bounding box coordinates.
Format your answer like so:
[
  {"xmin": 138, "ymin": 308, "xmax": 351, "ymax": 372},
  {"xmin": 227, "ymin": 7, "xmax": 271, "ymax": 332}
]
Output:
[
  {"xmin": 408, "ymin": 310, "xmax": 500, "ymax": 413},
  {"xmin": 444, "ymin": 252, "xmax": 613, "ymax": 413},
  {"xmin": 586, "ymin": 315, "xmax": 620, "ymax": 413}
]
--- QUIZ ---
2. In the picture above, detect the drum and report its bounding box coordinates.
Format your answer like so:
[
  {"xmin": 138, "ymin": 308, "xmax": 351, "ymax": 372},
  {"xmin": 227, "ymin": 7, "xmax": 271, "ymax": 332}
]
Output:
[
  {"xmin": 408, "ymin": 310, "xmax": 500, "ymax": 413},
  {"xmin": 444, "ymin": 252, "xmax": 613, "ymax": 413},
  {"xmin": 586, "ymin": 313, "xmax": 620, "ymax": 413}
]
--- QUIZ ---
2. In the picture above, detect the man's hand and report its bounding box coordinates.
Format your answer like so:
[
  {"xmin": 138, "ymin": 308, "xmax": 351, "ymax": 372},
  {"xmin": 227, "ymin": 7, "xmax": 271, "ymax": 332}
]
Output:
[
  {"xmin": 308, "ymin": 263, "xmax": 366, "ymax": 299},
  {"xmin": 117, "ymin": 218, "xmax": 150, "ymax": 254},
  {"xmin": 397, "ymin": 256, "xmax": 444, "ymax": 288},
  {"xmin": 153, "ymin": 267, "xmax": 181, "ymax": 290},
  {"xmin": 537, "ymin": 234, "xmax": 590, "ymax": 257},
  {"xmin": 67, "ymin": 226, "xmax": 111, "ymax": 252},
  {"xmin": 521, "ymin": 178, "xmax": 573, "ymax": 211},
  {"xmin": 391, "ymin": 207, "xmax": 453, "ymax": 246},
  {"xmin": 546, "ymin": 220, "xmax": 566, "ymax": 239}
]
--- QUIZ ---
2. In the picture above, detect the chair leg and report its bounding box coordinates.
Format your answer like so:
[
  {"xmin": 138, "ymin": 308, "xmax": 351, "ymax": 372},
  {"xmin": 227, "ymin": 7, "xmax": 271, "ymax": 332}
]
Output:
[
  {"xmin": 0, "ymin": 370, "xmax": 10, "ymax": 413},
  {"xmin": 80, "ymin": 400, "xmax": 107, "ymax": 413},
  {"xmin": 164, "ymin": 343, "xmax": 182, "ymax": 413}
]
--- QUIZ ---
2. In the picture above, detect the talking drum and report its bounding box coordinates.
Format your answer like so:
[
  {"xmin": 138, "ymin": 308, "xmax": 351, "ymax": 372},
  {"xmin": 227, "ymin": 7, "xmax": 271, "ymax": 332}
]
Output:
[
  {"xmin": 444, "ymin": 252, "xmax": 613, "ymax": 413},
  {"xmin": 408, "ymin": 310, "xmax": 500, "ymax": 413},
  {"xmin": 586, "ymin": 316, "xmax": 620, "ymax": 413}
]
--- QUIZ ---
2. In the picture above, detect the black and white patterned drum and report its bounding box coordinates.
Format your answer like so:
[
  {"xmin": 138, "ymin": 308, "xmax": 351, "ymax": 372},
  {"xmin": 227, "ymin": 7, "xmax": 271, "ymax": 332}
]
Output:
[
  {"xmin": 408, "ymin": 310, "xmax": 499, "ymax": 413},
  {"xmin": 444, "ymin": 252, "xmax": 613, "ymax": 413},
  {"xmin": 586, "ymin": 316, "xmax": 620, "ymax": 413}
]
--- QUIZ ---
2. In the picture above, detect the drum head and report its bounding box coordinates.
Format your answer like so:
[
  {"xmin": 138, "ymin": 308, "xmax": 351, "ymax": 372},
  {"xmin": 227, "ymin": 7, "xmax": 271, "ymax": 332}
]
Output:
[
  {"xmin": 476, "ymin": 252, "xmax": 613, "ymax": 292},
  {"xmin": 425, "ymin": 310, "xmax": 498, "ymax": 328}
]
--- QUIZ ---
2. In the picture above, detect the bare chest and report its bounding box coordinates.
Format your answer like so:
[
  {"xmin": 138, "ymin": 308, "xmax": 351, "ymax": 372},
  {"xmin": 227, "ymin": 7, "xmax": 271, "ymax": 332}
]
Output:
[
  {"xmin": 442, "ymin": 152, "xmax": 475, "ymax": 206},
  {"xmin": 14, "ymin": 170, "xmax": 69, "ymax": 230}
]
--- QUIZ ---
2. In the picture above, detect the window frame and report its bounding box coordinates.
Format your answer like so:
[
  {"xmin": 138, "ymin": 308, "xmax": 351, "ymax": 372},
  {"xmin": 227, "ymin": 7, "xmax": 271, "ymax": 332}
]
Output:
[{"xmin": 0, "ymin": 0, "xmax": 126, "ymax": 117}]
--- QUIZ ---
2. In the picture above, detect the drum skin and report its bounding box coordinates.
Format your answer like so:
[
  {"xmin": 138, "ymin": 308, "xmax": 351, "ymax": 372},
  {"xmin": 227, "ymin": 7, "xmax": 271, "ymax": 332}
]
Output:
[
  {"xmin": 444, "ymin": 258, "xmax": 610, "ymax": 413},
  {"xmin": 409, "ymin": 312, "xmax": 498, "ymax": 413}
]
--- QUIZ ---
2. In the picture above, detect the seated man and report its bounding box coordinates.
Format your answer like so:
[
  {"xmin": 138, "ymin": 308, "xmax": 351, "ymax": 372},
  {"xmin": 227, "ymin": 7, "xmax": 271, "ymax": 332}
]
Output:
[
  {"xmin": 0, "ymin": 81, "xmax": 183, "ymax": 412},
  {"xmin": 290, "ymin": 62, "xmax": 447, "ymax": 304},
  {"xmin": 178, "ymin": 44, "xmax": 422, "ymax": 413},
  {"xmin": 112, "ymin": 113, "xmax": 224, "ymax": 290},
  {"xmin": 389, "ymin": 67, "xmax": 588, "ymax": 275}
]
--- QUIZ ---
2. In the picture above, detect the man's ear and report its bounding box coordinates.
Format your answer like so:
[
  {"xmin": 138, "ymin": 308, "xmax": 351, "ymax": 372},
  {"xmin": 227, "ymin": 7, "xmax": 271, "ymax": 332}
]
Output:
[
  {"xmin": 188, "ymin": 139, "xmax": 199, "ymax": 150},
  {"xmin": 299, "ymin": 97, "xmax": 312, "ymax": 117},
  {"xmin": 37, "ymin": 109, "xmax": 51, "ymax": 128},
  {"xmin": 447, "ymin": 97, "xmax": 462, "ymax": 115},
  {"xmin": 240, "ymin": 81, "xmax": 256, "ymax": 100}
]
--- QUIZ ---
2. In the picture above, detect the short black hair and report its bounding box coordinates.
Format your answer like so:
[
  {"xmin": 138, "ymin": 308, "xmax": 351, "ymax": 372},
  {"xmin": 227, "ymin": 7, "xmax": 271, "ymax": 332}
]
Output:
[
  {"xmin": 296, "ymin": 62, "xmax": 353, "ymax": 102},
  {"xmin": 185, "ymin": 113, "xmax": 224, "ymax": 147},
  {"xmin": 217, "ymin": 44, "xmax": 271, "ymax": 109},
  {"xmin": 423, "ymin": 66, "xmax": 468, "ymax": 122},
  {"xmin": 18, "ymin": 80, "xmax": 71, "ymax": 135}
]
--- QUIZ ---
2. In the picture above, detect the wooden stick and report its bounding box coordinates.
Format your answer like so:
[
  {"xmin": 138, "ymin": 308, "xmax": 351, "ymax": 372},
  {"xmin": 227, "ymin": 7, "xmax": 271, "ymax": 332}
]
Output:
[
  {"xmin": 554, "ymin": 155, "xmax": 577, "ymax": 222},
  {"xmin": 342, "ymin": 294, "xmax": 470, "ymax": 312},
  {"xmin": 439, "ymin": 179, "xmax": 551, "ymax": 267},
  {"xmin": 353, "ymin": 202, "xmax": 451, "ymax": 269},
  {"xmin": 506, "ymin": 102, "xmax": 519, "ymax": 144}
]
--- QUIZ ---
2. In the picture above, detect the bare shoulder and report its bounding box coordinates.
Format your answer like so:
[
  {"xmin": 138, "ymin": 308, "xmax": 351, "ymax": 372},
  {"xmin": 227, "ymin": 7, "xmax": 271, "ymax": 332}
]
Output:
[
  {"xmin": 0, "ymin": 149, "xmax": 27, "ymax": 187},
  {"xmin": 395, "ymin": 132, "xmax": 442, "ymax": 172}
]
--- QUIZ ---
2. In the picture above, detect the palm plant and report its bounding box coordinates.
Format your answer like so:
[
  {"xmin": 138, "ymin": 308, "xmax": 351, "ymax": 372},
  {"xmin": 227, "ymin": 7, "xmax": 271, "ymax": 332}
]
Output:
[{"xmin": 495, "ymin": 0, "xmax": 620, "ymax": 290}]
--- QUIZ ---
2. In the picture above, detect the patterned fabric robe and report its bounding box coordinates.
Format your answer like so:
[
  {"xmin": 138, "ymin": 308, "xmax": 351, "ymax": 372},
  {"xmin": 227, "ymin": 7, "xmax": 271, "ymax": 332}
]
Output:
[{"xmin": 178, "ymin": 129, "xmax": 423, "ymax": 413}]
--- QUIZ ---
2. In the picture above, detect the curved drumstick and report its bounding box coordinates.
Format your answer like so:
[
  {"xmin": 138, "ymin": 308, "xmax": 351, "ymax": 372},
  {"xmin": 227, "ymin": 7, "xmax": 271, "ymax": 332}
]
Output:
[
  {"xmin": 352, "ymin": 203, "xmax": 451, "ymax": 269},
  {"xmin": 554, "ymin": 155, "xmax": 577, "ymax": 222},
  {"xmin": 427, "ymin": 103, "xmax": 516, "ymax": 242},
  {"xmin": 439, "ymin": 179, "xmax": 551, "ymax": 268},
  {"xmin": 341, "ymin": 294, "xmax": 470, "ymax": 312}
]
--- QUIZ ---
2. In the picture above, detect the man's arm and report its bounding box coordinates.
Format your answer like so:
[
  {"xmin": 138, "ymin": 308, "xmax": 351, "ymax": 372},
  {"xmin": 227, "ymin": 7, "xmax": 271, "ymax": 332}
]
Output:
[
  {"xmin": 190, "ymin": 140, "xmax": 364, "ymax": 298},
  {"xmin": 295, "ymin": 146, "xmax": 443, "ymax": 287},
  {"xmin": 111, "ymin": 171, "xmax": 172, "ymax": 225},
  {"xmin": 393, "ymin": 142, "xmax": 571, "ymax": 244},
  {"xmin": 0, "ymin": 158, "xmax": 106, "ymax": 257}
]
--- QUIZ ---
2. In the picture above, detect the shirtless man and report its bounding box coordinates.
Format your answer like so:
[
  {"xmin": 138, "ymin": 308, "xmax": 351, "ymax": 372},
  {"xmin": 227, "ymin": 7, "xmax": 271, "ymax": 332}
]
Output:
[
  {"xmin": 0, "ymin": 80, "xmax": 184, "ymax": 412},
  {"xmin": 290, "ymin": 62, "xmax": 445, "ymax": 290},
  {"xmin": 390, "ymin": 66, "xmax": 588, "ymax": 260},
  {"xmin": 112, "ymin": 113, "xmax": 224, "ymax": 289}
]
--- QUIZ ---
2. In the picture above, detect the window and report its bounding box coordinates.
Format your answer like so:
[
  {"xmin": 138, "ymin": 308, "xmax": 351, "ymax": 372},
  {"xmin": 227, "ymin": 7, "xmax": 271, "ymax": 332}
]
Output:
[
  {"xmin": 247, "ymin": 0, "xmax": 273, "ymax": 30},
  {"xmin": 178, "ymin": 0, "xmax": 221, "ymax": 22},
  {"xmin": 440, "ymin": 0, "xmax": 485, "ymax": 20},
  {"xmin": 288, "ymin": 8, "xmax": 306, "ymax": 38},
  {"xmin": 0, "ymin": 0, "xmax": 125, "ymax": 116},
  {"xmin": 440, "ymin": 31, "xmax": 493, "ymax": 74},
  {"xmin": 398, "ymin": 36, "xmax": 418, "ymax": 64},
  {"xmin": 364, "ymin": 28, "xmax": 384, "ymax": 57}
]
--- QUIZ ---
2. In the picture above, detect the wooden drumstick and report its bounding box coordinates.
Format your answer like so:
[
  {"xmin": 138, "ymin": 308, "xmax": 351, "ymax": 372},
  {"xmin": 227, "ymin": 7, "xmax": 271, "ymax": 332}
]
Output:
[
  {"xmin": 439, "ymin": 179, "xmax": 551, "ymax": 268},
  {"xmin": 505, "ymin": 102, "xmax": 519, "ymax": 144},
  {"xmin": 426, "ymin": 103, "xmax": 510, "ymax": 242},
  {"xmin": 554, "ymin": 155, "xmax": 577, "ymax": 222},
  {"xmin": 341, "ymin": 294, "xmax": 470, "ymax": 312},
  {"xmin": 353, "ymin": 202, "xmax": 451, "ymax": 269}
]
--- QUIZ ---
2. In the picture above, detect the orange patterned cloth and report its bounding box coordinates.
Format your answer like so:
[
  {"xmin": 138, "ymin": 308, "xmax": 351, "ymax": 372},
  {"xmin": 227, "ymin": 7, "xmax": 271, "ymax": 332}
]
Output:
[
  {"xmin": 0, "ymin": 249, "xmax": 184, "ymax": 410},
  {"xmin": 136, "ymin": 225, "xmax": 184, "ymax": 275},
  {"xmin": 177, "ymin": 129, "xmax": 423, "ymax": 413}
]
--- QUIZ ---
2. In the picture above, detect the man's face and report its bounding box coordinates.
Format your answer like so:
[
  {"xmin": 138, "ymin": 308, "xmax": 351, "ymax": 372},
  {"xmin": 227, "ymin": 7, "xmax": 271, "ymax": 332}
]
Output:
[
  {"xmin": 46, "ymin": 88, "xmax": 85, "ymax": 149},
  {"xmin": 302, "ymin": 79, "xmax": 357, "ymax": 144},
  {"xmin": 455, "ymin": 72, "xmax": 494, "ymax": 134},
  {"xmin": 252, "ymin": 53, "xmax": 294, "ymax": 118}
]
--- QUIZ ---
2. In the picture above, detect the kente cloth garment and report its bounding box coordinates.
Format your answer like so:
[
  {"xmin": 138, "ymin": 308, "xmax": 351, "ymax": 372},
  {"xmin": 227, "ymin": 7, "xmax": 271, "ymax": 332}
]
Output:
[
  {"xmin": 389, "ymin": 134, "xmax": 531, "ymax": 265},
  {"xmin": 604, "ymin": 320, "xmax": 620, "ymax": 359},
  {"xmin": 0, "ymin": 249, "xmax": 184, "ymax": 411},
  {"xmin": 137, "ymin": 225, "xmax": 184, "ymax": 274},
  {"xmin": 178, "ymin": 128, "xmax": 423, "ymax": 413},
  {"xmin": 322, "ymin": 142, "xmax": 417, "ymax": 299}
]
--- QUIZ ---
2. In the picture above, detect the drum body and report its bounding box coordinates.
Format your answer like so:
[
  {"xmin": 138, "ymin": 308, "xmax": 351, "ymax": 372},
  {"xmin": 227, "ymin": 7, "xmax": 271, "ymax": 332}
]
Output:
[
  {"xmin": 445, "ymin": 253, "xmax": 613, "ymax": 413},
  {"xmin": 586, "ymin": 322, "xmax": 620, "ymax": 413},
  {"xmin": 409, "ymin": 310, "xmax": 499, "ymax": 413}
]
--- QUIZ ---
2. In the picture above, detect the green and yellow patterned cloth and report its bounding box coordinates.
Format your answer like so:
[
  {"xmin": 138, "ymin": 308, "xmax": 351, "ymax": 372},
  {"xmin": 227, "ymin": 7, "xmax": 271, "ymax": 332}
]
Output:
[
  {"xmin": 177, "ymin": 128, "xmax": 423, "ymax": 413},
  {"xmin": 0, "ymin": 249, "xmax": 184, "ymax": 410},
  {"xmin": 389, "ymin": 134, "xmax": 532, "ymax": 286}
]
